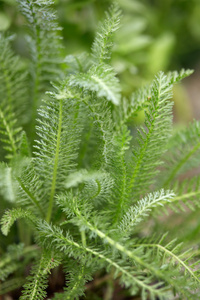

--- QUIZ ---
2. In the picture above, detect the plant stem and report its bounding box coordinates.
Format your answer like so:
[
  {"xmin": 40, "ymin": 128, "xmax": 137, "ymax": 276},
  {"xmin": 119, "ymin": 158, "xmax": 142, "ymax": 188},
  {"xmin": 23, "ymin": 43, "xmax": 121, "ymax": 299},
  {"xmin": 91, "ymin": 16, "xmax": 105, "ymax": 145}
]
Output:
[
  {"xmin": 81, "ymin": 230, "xmax": 87, "ymax": 247},
  {"xmin": 163, "ymin": 142, "xmax": 200, "ymax": 187},
  {"xmin": 104, "ymin": 268, "xmax": 115, "ymax": 300},
  {"xmin": 46, "ymin": 100, "xmax": 63, "ymax": 223}
]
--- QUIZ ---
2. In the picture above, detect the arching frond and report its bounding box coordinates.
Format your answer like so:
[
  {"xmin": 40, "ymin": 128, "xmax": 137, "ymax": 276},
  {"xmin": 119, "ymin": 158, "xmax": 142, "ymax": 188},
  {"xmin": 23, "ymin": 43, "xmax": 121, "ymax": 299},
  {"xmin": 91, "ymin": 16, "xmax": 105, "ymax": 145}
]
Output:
[
  {"xmin": 162, "ymin": 176, "xmax": 200, "ymax": 213},
  {"xmin": 0, "ymin": 34, "xmax": 28, "ymax": 116},
  {"xmin": 159, "ymin": 120, "xmax": 200, "ymax": 188},
  {"xmin": 34, "ymin": 87, "xmax": 82, "ymax": 222},
  {"xmin": 65, "ymin": 169, "xmax": 108, "ymax": 189},
  {"xmin": 91, "ymin": 4, "xmax": 121, "ymax": 64},
  {"xmin": 109, "ymin": 124, "xmax": 132, "ymax": 223},
  {"xmin": 119, "ymin": 189, "xmax": 174, "ymax": 235},
  {"xmin": 114, "ymin": 85, "xmax": 151, "ymax": 129},
  {"xmin": 17, "ymin": 0, "xmax": 62, "ymax": 92},
  {"xmin": 37, "ymin": 221, "xmax": 172, "ymax": 300},
  {"xmin": 16, "ymin": 163, "xmax": 46, "ymax": 217},
  {"xmin": 61, "ymin": 207, "xmax": 199, "ymax": 298},
  {"xmin": 0, "ymin": 34, "xmax": 27, "ymax": 159},
  {"xmin": 1, "ymin": 208, "xmax": 37, "ymax": 236},
  {"xmin": 52, "ymin": 261, "xmax": 93, "ymax": 300},
  {"xmin": 133, "ymin": 234, "xmax": 200, "ymax": 289},
  {"xmin": 20, "ymin": 250, "xmax": 61, "ymax": 300},
  {"xmin": 127, "ymin": 70, "xmax": 192, "ymax": 201},
  {"xmin": 16, "ymin": 0, "xmax": 63, "ymax": 136},
  {"xmin": 69, "ymin": 63, "xmax": 121, "ymax": 105}
]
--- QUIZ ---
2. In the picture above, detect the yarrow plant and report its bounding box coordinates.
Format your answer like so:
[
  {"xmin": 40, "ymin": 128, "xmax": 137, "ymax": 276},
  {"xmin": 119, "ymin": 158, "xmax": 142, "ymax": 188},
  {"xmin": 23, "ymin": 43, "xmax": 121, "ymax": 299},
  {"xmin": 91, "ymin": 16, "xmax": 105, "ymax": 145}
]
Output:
[{"xmin": 0, "ymin": 1, "xmax": 200, "ymax": 299}]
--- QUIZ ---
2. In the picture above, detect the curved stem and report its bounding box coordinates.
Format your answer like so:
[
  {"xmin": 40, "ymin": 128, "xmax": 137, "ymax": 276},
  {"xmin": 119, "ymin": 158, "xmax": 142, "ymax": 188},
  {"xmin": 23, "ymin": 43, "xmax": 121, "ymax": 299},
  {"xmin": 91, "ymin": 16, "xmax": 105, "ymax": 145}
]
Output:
[
  {"xmin": 171, "ymin": 190, "xmax": 200, "ymax": 203},
  {"xmin": 54, "ymin": 232, "xmax": 165, "ymax": 296},
  {"xmin": 113, "ymin": 154, "xmax": 126, "ymax": 224},
  {"xmin": 17, "ymin": 177, "xmax": 45, "ymax": 217},
  {"xmin": 0, "ymin": 108, "xmax": 17, "ymax": 156},
  {"xmin": 26, "ymin": 0, "xmax": 42, "ymax": 145},
  {"xmin": 46, "ymin": 100, "xmax": 63, "ymax": 223},
  {"xmin": 132, "ymin": 243, "xmax": 200, "ymax": 284},
  {"xmin": 163, "ymin": 142, "xmax": 200, "ymax": 187}
]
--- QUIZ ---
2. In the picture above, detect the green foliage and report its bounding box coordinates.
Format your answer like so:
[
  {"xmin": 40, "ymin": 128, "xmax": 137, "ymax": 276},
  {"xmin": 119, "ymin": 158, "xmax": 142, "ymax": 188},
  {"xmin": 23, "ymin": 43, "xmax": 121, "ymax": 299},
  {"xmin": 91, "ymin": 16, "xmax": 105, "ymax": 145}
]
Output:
[
  {"xmin": 69, "ymin": 63, "xmax": 121, "ymax": 105},
  {"xmin": 16, "ymin": 0, "xmax": 63, "ymax": 141},
  {"xmin": 20, "ymin": 250, "xmax": 61, "ymax": 300},
  {"xmin": 0, "ymin": 243, "xmax": 38, "ymax": 283},
  {"xmin": 1, "ymin": 208, "xmax": 37, "ymax": 236},
  {"xmin": 91, "ymin": 4, "xmax": 121, "ymax": 64},
  {"xmin": 119, "ymin": 189, "xmax": 175, "ymax": 236},
  {"xmin": 0, "ymin": 2, "xmax": 200, "ymax": 300},
  {"xmin": 53, "ymin": 261, "xmax": 93, "ymax": 300},
  {"xmin": 160, "ymin": 120, "xmax": 200, "ymax": 188},
  {"xmin": 0, "ymin": 34, "xmax": 26, "ymax": 159}
]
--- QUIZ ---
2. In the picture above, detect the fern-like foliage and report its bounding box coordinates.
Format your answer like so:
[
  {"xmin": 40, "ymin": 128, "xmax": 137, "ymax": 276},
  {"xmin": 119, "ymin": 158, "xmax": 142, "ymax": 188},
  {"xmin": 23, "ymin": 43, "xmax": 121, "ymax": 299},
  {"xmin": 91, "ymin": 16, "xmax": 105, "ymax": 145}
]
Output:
[
  {"xmin": 0, "ymin": 243, "xmax": 38, "ymax": 281},
  {"xmin": 0, "ymin": 34, "xmax": 27, "ymax": 159},
  {"xmin": 17, "ymin": 0, "xmax": 62, "ymax": 90},
  {"xmin": 0, "ymin": 162, "xmax": 18, "ymax": 202},
  {"xmin": 119, "ymin": 189, "xmax": 175, "ymax": 236},
  {"xmin": 91, "ymin": 4, "xmax": 121, "ymax": 64},
  {"xmin": 0, "ymin": 34, "xmax": 27, "ymax": 115},
  {"xmin": 114, "ymin": 84, "xmax": 151, "ymax": 129},
  {"xmin": 0, "ymin": 2, "xmax": 200, "ymax": 300},
  {"xmin": 158, "ymin": 175, "xmax": 200, "ymax": 214},
  {"xmin": 20, "ymin": 250, "xmax": 61, "ymax": 300},
  {"xmin": 126, "ymin": 70, "xmax": 192, "ymax": 201},
  {"xmin": 16, "ymin": 0, "xmax": 63, "ymax": 137},
  {"xmin": 69, "ymin": 63, "xmax": 121, "ymax": 105},
  {"xmin": 37, "ymin": 220, "xmax": 172, "ymax": 299},
  {"xmin": 132, "ymin": 234, "xmax": 200, "ymax": 290},
  {"xmin": 34, "ymin": 91, "xmax": 82, "ymax": 222},
  {"xmin": 52, "ymin": 261, "xmax": 93, "ymax": 300},
  {"xmin": 1, "ymin": 208, "xmax": 37, "ymax": 236},
  {"xmin": 159, "ymin": 119, "xmax": 200, "ymax": 188},
  {"xmin": 16, "ymin": 163, "xmax": 46, "ymax": 217}
]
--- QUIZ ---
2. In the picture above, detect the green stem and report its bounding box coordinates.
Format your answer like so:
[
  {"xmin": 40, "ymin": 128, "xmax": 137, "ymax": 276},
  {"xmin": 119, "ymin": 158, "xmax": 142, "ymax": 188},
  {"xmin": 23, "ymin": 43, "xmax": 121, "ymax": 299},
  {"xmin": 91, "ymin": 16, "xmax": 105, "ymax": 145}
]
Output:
[
  {"xmin": 30, "ymin": 254, "xmax": 44, "ymax": 300},
  {"xmin": 0, "ymin": 108, "xmax": 17, "ymax": 156},
  {"xmin": 104, "ymin": 268, "xmax": 115, "ymax": 300},
  {"xmin": 78, "ymin": 121, "xmax": 93, "ymax": 168},
  {"xmin": 83, "ymin": 99, "xmax": 109, "ymax": 163},
  {"xmin": 1, "ymin": 63, "xmax": 12, "ymax": 105},
  {"xmin": 26, "ymin": 0, "xmax": 42, "ymax": 145},
  {"xmin": 17, "ymin": 177, "xmax": 45, "ymax": 217},
  {"xmin": 75, "ymin": 207, "xmax": 164, "ymax": 279},
  {"xmin": 56, "ymin": 233, "xmax": 163, "ymax": 296},
  {"xmin": 163, "ymin": 142, "xmax": 200, "ymax": 187},
  {"xmin": 0, "ymin": 60, "xmax": 17, "ymax": 156},
  {"xmin": 17, "ymin": 219, "xmax": 31, "ymax": 245},
  {"xmin": 104, "ymin": 281, "xmax": 114, "ymax": 300},
  {"xmin": 171, "ymin": 190, "xmax": 200, "ymax": 203},
  {"xmin": 46, "ymin": 100, "xmax": 63, "ymax": 223},
  {"xmin": 81, "ymin": 230, "xmax": 87, "ymax": 247},
  {"xmin": 113, "ymin": 154, "xmax": 126, "ymax": 224},
  {"xmin": 132, "ymin": 243, "xmax": 200, "ymax": 283},
  {"xmin": 128, "ymin": 81, "xmax": 161, "ymax": 196}
]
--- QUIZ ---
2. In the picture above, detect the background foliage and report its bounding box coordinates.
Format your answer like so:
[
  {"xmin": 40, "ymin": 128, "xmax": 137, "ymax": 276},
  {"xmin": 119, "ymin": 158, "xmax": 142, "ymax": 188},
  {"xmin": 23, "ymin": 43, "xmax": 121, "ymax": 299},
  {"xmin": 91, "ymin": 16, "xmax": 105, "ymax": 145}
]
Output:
[
  {"xmin": 1, "ymin": 0, "xmax": 200, "ymax": 125},
  {"xmin": 1, "ymin": 0, "xmax": 200, "ymax": 88}
]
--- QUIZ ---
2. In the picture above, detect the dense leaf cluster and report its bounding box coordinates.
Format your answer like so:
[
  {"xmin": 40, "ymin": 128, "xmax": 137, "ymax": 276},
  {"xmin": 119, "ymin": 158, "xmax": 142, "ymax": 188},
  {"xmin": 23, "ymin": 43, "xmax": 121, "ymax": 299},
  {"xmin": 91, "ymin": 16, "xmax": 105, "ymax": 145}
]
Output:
[{"xmin": 0, "ymin": 1, "xmax": 200, "ymax": 299}]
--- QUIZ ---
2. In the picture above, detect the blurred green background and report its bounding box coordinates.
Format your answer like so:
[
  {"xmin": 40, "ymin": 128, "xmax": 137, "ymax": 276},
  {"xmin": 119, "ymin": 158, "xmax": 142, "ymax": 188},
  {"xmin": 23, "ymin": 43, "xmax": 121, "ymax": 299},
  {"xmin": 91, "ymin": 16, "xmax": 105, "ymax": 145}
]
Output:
[{"xmin": 1, "ymin": 0, "xmax": 200, "ymax": 122}]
